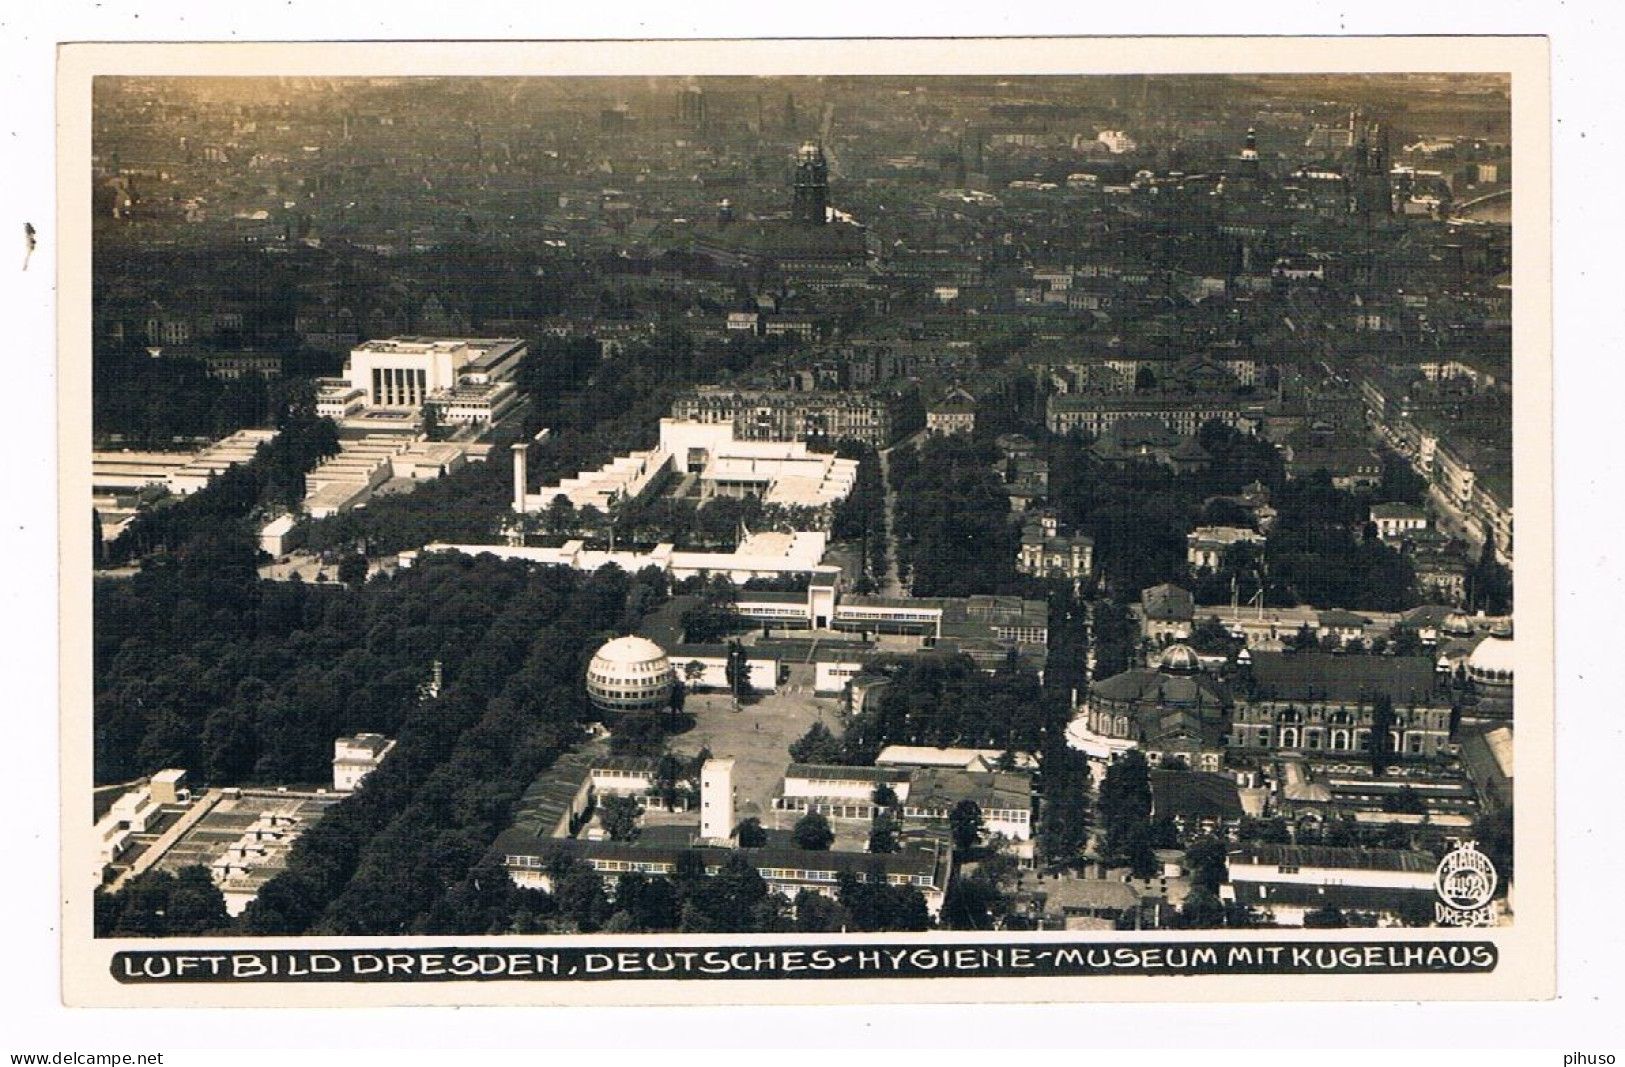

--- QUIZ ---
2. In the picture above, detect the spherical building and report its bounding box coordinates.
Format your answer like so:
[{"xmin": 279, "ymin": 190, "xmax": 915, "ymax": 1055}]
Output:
[
  {"xmin": 586, "ymin": 636, "xmax": 674, "ymax": 713},
  {"xmin": 1467, "ymin": 626, "xmax": 1516, "ymax": 691}
]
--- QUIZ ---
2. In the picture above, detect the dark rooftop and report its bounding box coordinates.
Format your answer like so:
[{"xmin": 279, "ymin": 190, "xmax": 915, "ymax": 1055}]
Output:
[
  {"xmin": 1149, "ymin": 770, "xmax": 1245, "ymax": 822},
  {"xmin": 786, "ymin": 763, "xmax": 911, "ymax": 784},
  {"xmin": 1232, "ymin": 843, "xmax": 1438, "ymax": 874},
  {"xmin": 1247, "ymin": 652, "xmax": 1442, "ymax": 706}
]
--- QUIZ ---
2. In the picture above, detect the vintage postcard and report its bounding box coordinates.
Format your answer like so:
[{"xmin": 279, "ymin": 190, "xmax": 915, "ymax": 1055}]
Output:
[{"xmin": 59, "ymin": 36, "xmax": 1553, "ymax": 1006}]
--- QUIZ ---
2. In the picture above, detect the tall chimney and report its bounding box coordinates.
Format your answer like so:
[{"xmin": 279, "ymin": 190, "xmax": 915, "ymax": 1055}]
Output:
[{"xmin": 511, "ymin": 442, "xmax": 528, "ymax": 513}]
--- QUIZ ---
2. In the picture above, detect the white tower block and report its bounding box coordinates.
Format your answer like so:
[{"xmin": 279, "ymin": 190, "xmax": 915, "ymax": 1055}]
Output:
[{"xmin": 699, "ymin": 758, "xmax": 736, "ymax": 846}]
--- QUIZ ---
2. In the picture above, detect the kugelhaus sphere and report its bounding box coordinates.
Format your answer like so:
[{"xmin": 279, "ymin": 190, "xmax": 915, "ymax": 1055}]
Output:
[
  {"xmin": 586, "ymin": 635, "xmax": 675, "ymax": 712},
  {"xmin": 1467, "ymin": 626, "xmax": 1515, "ymax": 690}
]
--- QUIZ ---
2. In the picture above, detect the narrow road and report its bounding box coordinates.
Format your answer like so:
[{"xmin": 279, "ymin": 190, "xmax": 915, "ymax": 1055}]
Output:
[
  {"xmin": 1425, "ymin": 482, "xmax": 1487, "ymax": 557},
  {"xmin": 876, "ymin": 430, "xmax": 925, "ymax": 597}
]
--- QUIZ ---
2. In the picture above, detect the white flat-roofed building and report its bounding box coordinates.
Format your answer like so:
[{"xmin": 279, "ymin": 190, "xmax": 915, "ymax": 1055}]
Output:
[
  {"xmin": 302, "ymin": 435, "xmax": 403, "ymax": 518},
  {"xmin": 774, "ymin": 763, "xmax": 912, "ymax": 821},
  {"xmin": 94, "ymin": 771, "xmax": 190, "ymax": 871},
  {"xmin": 835, "ymin": 594, "xmax": 1048, "ymax": 644},
  {"xmin": 336, "ymin": 336, "xmax": 526, "ymax": 426},
  {"xmin": 90, "ymin": 450, "xmax": 196, "ymax": 492},
  {"xmin": 1226, "ymin": 844, "xmax": 1438, "ymax": 891},
  {"xmin": 875, "ymin": 746, "xmax": 1040, "ymax": 773},
  {"xmin": 1370, "ymin": 502, "xmax": 1429, "ymax": 542},
  {"xmin": 586, "ymin": 757, "xmax": 658, "ymax": 798},
  {"xmin": 513, "ymin": 419, "xmax": 858, "ymax": 519},
  {"xmin": 782, "ymin": 763, "xmax": 912, "ymax": 804},
  {"xmin": 155, "ymin": 429, "xmax": 280, "ymax": 497},
  {"xmin": 1097, "ymin": 130, "xmax": 1137, "ymax": 154},
  {"xmin": 698, "ymin": 758, "xmax": 736, "ymax": 845},
  {"xmin": 524, "ymin": 447, "xmax": 671, "ymax": 513},
  {"xmin": 314, "ymin": 380, "xmax": 367, "ymax": 419},
  {"xmin": 668, "ymin": 644, "xmax": 780, "ymax": 693},
  {"xmin": 390, "ymin": 440, "xmax": 468, "ymax": 481},
  {"xmin": 346, "ymin": 336, "xmax": 525, "ymax": 406},
  {"xmin": 258, "ymin": 513, "xmax": 299, "ymax": 557},
  {"xmin": 155, "ymin": 788, "xmax": 344, "ymax": 918},
  {"xmin": 814, "ymin": 659, "xmax": 865, "ymax": 694},
  {"xmin": 734, "ymin": 590, "xmax": 823, "ymax": 631},
  {"xmin": 412, "ymin": 530, "xmax": 833, "ymax": 587},
  {"xmin": 333, "ymin": 733, "xmax": 397, "ymax": 793},
  {"xmin": 427, "ymin": 380, "xmax": 521, "ymax": 426}
]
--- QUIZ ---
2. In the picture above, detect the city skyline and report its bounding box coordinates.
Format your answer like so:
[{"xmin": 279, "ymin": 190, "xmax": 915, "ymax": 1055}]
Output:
[{"xmin": 58, "ymin": 43, "xmax": 1551, "ymax": 1009}]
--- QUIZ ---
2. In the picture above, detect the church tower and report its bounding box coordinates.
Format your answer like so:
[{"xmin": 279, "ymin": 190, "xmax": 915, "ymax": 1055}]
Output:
[
  {"xmin": 792, "ymin": 142, "xmax": 829, "ymax": 226},
  {"xmin": 1239, "ymin": 126, "xmax": 1261, "ymax": 179}
]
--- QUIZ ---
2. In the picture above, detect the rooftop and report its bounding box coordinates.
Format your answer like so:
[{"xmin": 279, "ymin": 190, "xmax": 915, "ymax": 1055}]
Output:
[
  {"xmin": 1229, "ymin": 882, "xmax": 1436, "ymax": 912},
  {"xmin": 1141, "ymin": 583, "xmax": 1196, "ymax": 622},
  {"xmin": 1149, "ymin": 770, "xmax": 1244, "ymax": 821},
  {"xmin": 1246, "ymin": 652, "xmax": 1442, "ymax": 706},
  {"xmin": 785, "ymin": 763, "xmax": 911, "ymax": 785},
  {"xmin": 1231, "ymin": 843, "xmax": 1438, "ymax": 874},
  {"xmin": 493, "ymin": 831, "xmax": 945, "ymax": 882},
  {"xmin": 875, "ymin": 746, "xmax": 1040, "ymax": 772},
  {"xmin": 906, "ymin": 767, "xmax": 1033, "ymax": 812}
]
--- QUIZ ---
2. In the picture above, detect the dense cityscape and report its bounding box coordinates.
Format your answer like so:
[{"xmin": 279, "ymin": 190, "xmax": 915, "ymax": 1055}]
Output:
[{"xmin": 89, "ymin": 72, "xmax": 1516, "ymax": 938}]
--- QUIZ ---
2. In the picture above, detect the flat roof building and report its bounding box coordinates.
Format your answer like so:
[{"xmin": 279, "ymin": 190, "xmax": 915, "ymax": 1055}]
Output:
[
  {"xmin": 329, "ymin": 336, "xmax": 526, "ymax": 428},
  {"xmin": 495, "ymin": 833, "xmax": 950, "ymax": 917}
]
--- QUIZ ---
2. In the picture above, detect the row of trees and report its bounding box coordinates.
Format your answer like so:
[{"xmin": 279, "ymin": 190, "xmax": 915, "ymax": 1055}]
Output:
[
  {"xmin": 105, "ymin": 400, "xmax": 340, "ymax": 567},
  {"xmin": 1033, "ymin": 582, "xmax": 1095, "ymax": 872},
  {"xmin": 234, "ymin": 556, "xmax": 675, "ymax": 937},
  {"xmin": 887, "ymin": 435, "xmax": 1022, "ymax": 597},
  {"xmin": 93, "ymin": 552, "xmax": 690, "ymax": 936},
  {"xmin": 93, "ymin": 339, "xmax": 281, "ymax": 447},
  {"xmin": 96, "ymin": 553, "xmax": 673, "ymax": 788},
  {"xmin": 826, "ymin": 439, "xmax": 888, "ymax": 591},
  {"xmin": 832, "ymin": 651, "xmax": 1049, "ymax": 764}
]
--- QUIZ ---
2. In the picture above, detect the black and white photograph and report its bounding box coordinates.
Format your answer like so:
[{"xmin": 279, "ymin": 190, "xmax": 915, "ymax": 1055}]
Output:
[{"xmin": 47, "ymin": 35, "xmax": 1559, "ymax": 1017}]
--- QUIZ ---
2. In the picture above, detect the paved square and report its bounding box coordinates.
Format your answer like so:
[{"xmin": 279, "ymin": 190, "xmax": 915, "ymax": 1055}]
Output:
[{"xmin": 669, "ymin": 663, "xmax": 844, "ymax": 832}]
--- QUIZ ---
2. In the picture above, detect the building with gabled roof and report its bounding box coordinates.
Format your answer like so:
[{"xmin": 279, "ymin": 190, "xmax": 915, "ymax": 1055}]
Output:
[
  {"xmin": 1140, "ymin": 583, "xmax": 1196, "ymax": 641},
  {"xmin": 926, "ymin": 387, "xmax": 978, "ymax": 436}
]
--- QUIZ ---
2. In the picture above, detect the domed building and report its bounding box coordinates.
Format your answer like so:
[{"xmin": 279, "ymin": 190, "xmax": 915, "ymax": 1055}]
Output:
[
  {"xmin": 1466, "ymin": 626, "xmax": 1515, "ymax": 690},
  {"xmin": 586, "ymin": 636, "xmax": 675, "ymax": 713},
  {"xmin": 1442, "ymin": 611, "xmax": 1476, "ymax": 639},
  {"xmin": 1156, "ymin": 643, "xmax": 1203, "ymax": 675},
  {"xmin": 1083, "ymin": 642, "xmax": 1459, "ymax": 767},
  {"xmin": 1465, "ymin": 625, "xmax": 1515, "ymax": 720},
  {"xmin": 1084, "ymin": 644, "xmax": 1233, "ymax": 771}
]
